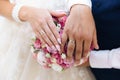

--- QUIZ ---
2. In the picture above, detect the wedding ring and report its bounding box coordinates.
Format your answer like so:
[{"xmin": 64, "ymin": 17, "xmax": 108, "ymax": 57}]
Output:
[
  {"xmin": 69, "ymin": 40, "xmax": 75, "ymax": 44},
  {"xmin": 39, "ymin": 30, "xmax": 45, "ymax": 35}
]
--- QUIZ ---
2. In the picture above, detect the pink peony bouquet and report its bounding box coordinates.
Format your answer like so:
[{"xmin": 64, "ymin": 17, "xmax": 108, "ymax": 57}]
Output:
[{"xmin": 31, "ymin": 16, "xmax": 74, "ymax": 72}]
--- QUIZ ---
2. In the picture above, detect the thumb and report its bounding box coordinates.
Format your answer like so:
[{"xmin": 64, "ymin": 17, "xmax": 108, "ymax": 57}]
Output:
[
  {"xmin": 49, "ymin": 10, "xmax": 67, "ymax": 18},
  {"xmin": 92, "ymin": 30, "xmax": 99, "ymax": 49}
]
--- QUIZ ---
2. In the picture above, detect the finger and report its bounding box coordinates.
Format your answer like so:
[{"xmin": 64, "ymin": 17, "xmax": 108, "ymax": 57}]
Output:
[
  {"xmin": 49, "ymin": 10, "xmax": 66, "ymax": 18},
  {"xmin": 36, "ymin": 32, "xmax": 47, "ymax": 48},
  {"xmin": 37, "ymin": 19, "xmax": 57, "ymax": 51},
  {"xmin": 75, "ymin": 39, "xmax": 83, "ymax": 64},
  {"xmin": 39, "ymin": 36, "xmax": 46, "ymax": 48},
  {"xmin": 39, "ymin": 29, "xmax": 56, "ymax": 50},
  {"xmin": 31, "ymin": 23, "xmax": 42, "ymax": 40},
  {"xmin": 47, "ymin": 18, "xmax": 61, "ymax": 44},
  {"xmin": 83, "ymin": 40, "xmax": 91, "ymax": 58},
  {"xmin": 76, "ymin": 58, "xmax": 89, "ymax": 67},
  {"xmin": 92, "ymin": 30, "xmax": 99, "ymax": 49},
  {"xmin": 42, "ymin": 19, "xmax": 60, "ymax": 51},
  {"xmin": 61, "ymin": 32, "xmax": 68, "ymax": 53},
  {"xmin": 31, "ymin": 24, "xmax": 47, "ymax": 49},
  {"xmin": 66, "ymin": 39, "xmax": 75, "ymax": 61}
]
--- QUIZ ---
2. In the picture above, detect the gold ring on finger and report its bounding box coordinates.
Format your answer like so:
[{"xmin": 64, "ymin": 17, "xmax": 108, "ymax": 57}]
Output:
[{"xmin": 69, "ymin": 39, "xmax": 75, "ymax": 44}]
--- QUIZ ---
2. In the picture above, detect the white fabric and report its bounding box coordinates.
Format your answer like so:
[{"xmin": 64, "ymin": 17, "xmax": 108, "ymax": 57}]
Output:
[
  {"xmin": 67, "ymin": 0, "xmax": 92, "ymax": 10},
  {"xmin": 12, "ymin": 3, "xmax": 24, "ymax": 23},
  {"xmin": 0, "ymin": 0, "xmax": 95, "ymax": 80},
  {"xmin": 90, "ymin": 48, "xmax": 120, "ymax": 69}
]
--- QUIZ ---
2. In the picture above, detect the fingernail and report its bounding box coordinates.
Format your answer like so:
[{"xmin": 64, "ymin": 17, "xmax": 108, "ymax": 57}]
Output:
[
  {"xmin": 86, "ymin": 52, "xmax": 90, "ymax": 58},
  {"xmin": 74, "ymin": 58, "xmax": 87, "ymax": 67},
  {"xmin": 42, "ymin": 44, "xmax": 47, "ymax": 48},
  {"xmin": 96, "ymin": 45, "xmax": 99, "ymax": 49},
  {"xmin": 51, "ymin": 46, "xmax": 57, "ymax": 51},
  {"xmin": 57, "ymin": 38, "xmax": 61, "ymax": 44},
  {"xmin": 76, "ymin": 58, "xmax": 86, "ymax": 66},
  {"xmin": 56, "ymin": 45, "xmax": 60, "ymax": 51},
  {"xmin": 46, "ymin": 45, "xmax": 52, "ymax": 52},
  {"xmin": 94, "ymin": 45, "xmax": 99, "ymax": 49},
  {"xmin": 79, "ymin": 59, "xmax": 84, "ymax": 65}
]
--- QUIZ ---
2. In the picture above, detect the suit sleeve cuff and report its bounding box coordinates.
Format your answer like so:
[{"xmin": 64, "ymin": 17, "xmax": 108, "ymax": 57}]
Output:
[
  {"xmin": 89, "ymin": 50, "xmax": 112, "ymax": 68},
  {"xmin": 68, "ymin": 0, "xmax": 92, "ymax": 10}
]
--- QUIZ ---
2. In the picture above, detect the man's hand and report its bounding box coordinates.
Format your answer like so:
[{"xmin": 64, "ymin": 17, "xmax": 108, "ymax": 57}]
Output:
[
  {"xmin": 61, "ymin": 5, "xmax": 99, "ymax": 64},
  {"xmin": 77, "ymin": 58, "xmax": 90, "ymax": 67}
]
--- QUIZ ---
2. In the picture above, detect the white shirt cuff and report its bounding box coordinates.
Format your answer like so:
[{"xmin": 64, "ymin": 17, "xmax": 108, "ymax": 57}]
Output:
[
  {"xmin": 109, "ymin": 48, "xmax": 120, "ymax": 69},
  {"xmin": 68, "ymin": 0, "xmax": 92, "ymax": 10},
  {"xmin": 89, "ymin": 50, "xmax": 112, "ymax": 68}
]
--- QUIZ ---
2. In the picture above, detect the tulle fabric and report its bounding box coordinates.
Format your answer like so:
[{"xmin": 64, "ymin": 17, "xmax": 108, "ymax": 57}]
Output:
[{"xmin": 0, "ymin": 0, "xmax": 95, "ymax": 80}]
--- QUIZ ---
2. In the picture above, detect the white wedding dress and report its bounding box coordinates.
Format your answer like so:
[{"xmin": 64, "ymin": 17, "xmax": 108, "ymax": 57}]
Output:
[{"xmin": 0, "ymin": 0, "xmax": 95, "ymax": 80}]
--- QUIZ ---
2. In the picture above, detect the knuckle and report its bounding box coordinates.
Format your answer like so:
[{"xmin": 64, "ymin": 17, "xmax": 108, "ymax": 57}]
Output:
[
  {"xmin": 74, "ymin": 34, "xmax": 80, "ymax": 40},
  {"xmin": 83, "ymin": 32, "xmax": 92, "ymax": 39},
  {"xmin": 74, "ymin": 32, "xmax": 78, "ymax": 37},
  {"xmin": 72, "ymin": 32, "xmax": 76, "ymax": 37},
  {"xmin": 38, "ymin": 19, "xmax": 45, "ymax": 25},
  {"xmin": 85, "ymin": 35, "xmax": 92, "ymax": 41},
  {"xmin": 79, "ymin": 33, "xmax": 84, "ymax": 39}
]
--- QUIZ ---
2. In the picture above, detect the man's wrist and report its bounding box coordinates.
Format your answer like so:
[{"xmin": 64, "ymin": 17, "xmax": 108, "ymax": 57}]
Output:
[
  {"xmin": 70, "ymin": 4, "xmax": 91, "ymax": 11},
  {"xmin": 89, "ymin": 51, "xmax": 112, "ymax": 68},
  {"xmin": 68, "ymin": 0, "xmax": 92, "ymax": 11},
  {"xmin": 70, "ymin": 4, "xmax": 91, "ymax": 16}
]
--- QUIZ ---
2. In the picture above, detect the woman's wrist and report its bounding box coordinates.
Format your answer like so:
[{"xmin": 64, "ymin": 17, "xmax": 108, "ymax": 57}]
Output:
[
  {"xmin": 12, "ymin": 4, "xmax": 24, "ymax": 23},
  {"xmin": 19, "ymin": 6, "xmax": 30, "ymax": 22},
  {"xmin": 12, "ymin": 4, "xmax": 31, "ymax": 23}
]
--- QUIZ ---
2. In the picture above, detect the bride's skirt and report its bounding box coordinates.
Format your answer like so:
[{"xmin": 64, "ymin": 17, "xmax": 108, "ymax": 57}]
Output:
[{"xmin": 0, "ymin": 18, "xmax": 95, "ymax": 80}]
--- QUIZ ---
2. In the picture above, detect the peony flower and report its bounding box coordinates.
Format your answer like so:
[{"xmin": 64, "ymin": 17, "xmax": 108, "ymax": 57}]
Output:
[
  {"xmin": 37, "ymin": 51, "xmax": 46, "ymax": 66},
  {"xmin": 61, "ymin": 53, "xmax": 66, "ymax": 59},
  {"xmin": 58, "ymin": 16, "xmax": 67, "ymax": 28},
  {"xmin": 34, "ymin": 38, "xmax": 42, "ymax": 49},
  {"xmin": 51, "ymin": 64, "xmax": 63, "ymax": 72}
]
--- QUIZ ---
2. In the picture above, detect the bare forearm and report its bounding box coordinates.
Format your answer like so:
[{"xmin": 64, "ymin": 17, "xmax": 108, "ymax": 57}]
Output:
[{"xmin": 0, "ymin": 0, "xmax": 14, "ymax": 19}]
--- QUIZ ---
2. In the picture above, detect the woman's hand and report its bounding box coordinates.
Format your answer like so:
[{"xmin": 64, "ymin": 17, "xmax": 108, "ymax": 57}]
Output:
[
  {"xmin": 19, "ymin": 6, "xmax": 66, "ymax": 51},
  {"xmin": 61, "ymin": 5, "xmax": 99, "ymax": 64}
]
